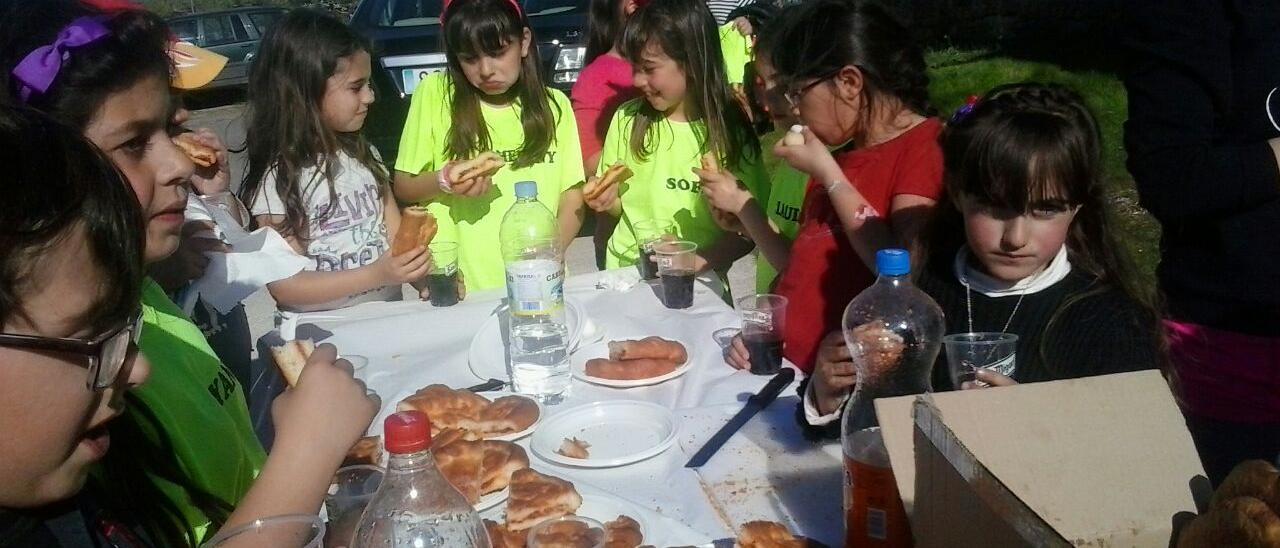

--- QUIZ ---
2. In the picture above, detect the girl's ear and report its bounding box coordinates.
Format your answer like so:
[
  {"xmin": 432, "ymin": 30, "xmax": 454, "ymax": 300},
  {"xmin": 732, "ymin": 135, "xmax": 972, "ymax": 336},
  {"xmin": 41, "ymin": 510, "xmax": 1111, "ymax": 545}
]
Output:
[
  {"xmin": 520, "ymin": 27, "xmax": 532, "ymax": 57},
  {"xmin": 832, "ymin": 65, "xmax": 866, "ymax": 104}
]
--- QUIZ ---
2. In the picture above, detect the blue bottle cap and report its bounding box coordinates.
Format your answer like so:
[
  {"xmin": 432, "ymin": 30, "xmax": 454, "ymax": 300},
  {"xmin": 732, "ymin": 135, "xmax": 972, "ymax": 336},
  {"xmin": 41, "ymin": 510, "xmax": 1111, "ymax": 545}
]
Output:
[
  {"xmin": 876, "ymin": 248, "xmax": 910, "ymax": 276},
  {"xmin": 514, "ymin": 181, "xmax": 538, "ymax": 199}
]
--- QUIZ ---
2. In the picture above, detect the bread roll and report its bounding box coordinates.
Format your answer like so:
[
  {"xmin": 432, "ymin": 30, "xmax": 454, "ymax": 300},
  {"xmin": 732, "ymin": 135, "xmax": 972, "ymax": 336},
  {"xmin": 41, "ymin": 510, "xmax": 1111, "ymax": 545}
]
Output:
[
  {"xmin": 1178, "ymin": 496, "xmax": 1280, "ymax": 548},
  {"xmin": 585, "ymin": 357, "xmax": 679, "ymax": 381},
  {"xmin": 391, "ymin": 206, "xmax": 437, "ymax": 256},
  {"xmin": 607, "ymin": 337, "xmax": 688, "ymax": 363},
  {"xmin": 506, "ymin": 469, "xmax": 582, "ymax": 531},
  {"xmin": 268, "ymin": 339, "xmax": 314, "ymax": 387},
  {"xmin": 584, "ymin": 163, "xmax": 633, "ymax": 201},
  {"xmin": 1214, "ymin": 460, "xmax": 1280, "ymax": 513},
  {"xmin": 604, "ymin": 515, "xmax": 644, "ymax": 548}
]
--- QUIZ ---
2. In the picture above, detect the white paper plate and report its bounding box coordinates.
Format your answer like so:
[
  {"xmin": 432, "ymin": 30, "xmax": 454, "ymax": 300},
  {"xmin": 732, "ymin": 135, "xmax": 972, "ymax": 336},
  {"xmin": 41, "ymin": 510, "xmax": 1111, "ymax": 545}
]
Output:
[
  {"xmin": 467, "ymin": 299, "xmax": 586, "ymax": 381},
  {"xmin": 570, "ymin": 341, "xmax": 693, "ymax": 388},
  {"xmin": 475, "ymin": 391, "xmax": 542, "ymax": 442},
  {"xmin": 479, "ymin": 492, "xmax": 651, "ymax": 541},
  {"xmin": 530, "ymin": 401, "xmax": 677, "ymax": 468},
  {"xmin": 476, "ymin": 486, "xmax": 509, "ymax": 512}
]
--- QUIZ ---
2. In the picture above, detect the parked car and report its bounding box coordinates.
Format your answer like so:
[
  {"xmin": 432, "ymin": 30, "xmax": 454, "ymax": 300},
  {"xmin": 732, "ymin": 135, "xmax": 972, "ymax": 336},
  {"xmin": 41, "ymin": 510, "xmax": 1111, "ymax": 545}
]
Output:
[
  {"xmin": 349, "ymin": 0, "xmax": 589, "ymax": 163},
  {"xmin": 168, "ymin": 7, "xmax": 287, "ymax": 90}
]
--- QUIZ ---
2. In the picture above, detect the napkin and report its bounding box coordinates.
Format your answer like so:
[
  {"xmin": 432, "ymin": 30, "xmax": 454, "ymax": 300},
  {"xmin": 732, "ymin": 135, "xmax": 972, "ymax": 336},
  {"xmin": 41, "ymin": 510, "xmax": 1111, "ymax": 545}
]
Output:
[
  {"xmin": 180, "ymin": 193, "xmax": 310, "ymax": 315},
  {"xmin": 595, "ymin": 269, "xmax": 641, "ymax": 292}
]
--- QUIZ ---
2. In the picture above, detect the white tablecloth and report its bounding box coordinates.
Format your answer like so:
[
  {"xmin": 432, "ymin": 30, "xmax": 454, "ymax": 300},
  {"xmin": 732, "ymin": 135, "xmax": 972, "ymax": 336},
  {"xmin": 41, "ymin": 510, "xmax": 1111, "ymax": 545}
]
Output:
[{"xmin": 274, "ymin": 269, "xmax": 845, "ymax": 546}]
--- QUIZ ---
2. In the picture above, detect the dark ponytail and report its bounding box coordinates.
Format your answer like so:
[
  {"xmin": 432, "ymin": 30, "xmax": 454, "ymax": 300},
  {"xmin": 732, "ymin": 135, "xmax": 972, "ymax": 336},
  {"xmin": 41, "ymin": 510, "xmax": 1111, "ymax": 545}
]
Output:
[
  {"xmin": 584, "ymin": 0, "xmax": 628, "ymax": 64},
  {"xmin": 770, "ymin": 0, "xmax": 933, "ymax": 121},
  {"xmin": 442, "ymin": 0, "xmax": 561, "ymax": 169},
  {"xmin": 0, "ymin": 1, "xmax": 171, "ymax": 127}
]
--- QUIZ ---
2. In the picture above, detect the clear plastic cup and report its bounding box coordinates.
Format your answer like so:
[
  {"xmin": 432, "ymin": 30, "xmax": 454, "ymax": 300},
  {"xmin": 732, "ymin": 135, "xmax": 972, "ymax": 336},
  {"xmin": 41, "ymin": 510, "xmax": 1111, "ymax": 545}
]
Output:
[
  {"xmin": 323, "ymin": 465, "xmax": 384, "ymax": 548},
  {"xmin": 527, "ymin": 515, "xmax": 606, "ymax": 548},
  {"xmin": 202, "ymin": 514, "xmax": 325, "ymax": 548},
  {"xmin": 653, "ymin": 240, "xmax": 698, "ymax": 309},
  {"xmin": 943, "ymin": 332, "xmax": 1018, "ymax": 387},
  {"xmin": 633, "ymin": 219, "xmax": 676, "ymax": 280},
  {"xmin": 737, "ymin": 294, "xmax": 789, "ymax": 375}
]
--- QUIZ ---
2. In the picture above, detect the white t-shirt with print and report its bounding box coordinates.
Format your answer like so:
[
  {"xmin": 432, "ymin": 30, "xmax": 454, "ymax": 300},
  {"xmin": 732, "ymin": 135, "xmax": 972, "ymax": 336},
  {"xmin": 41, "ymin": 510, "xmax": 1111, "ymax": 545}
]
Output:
[{"xmin": 249, "ymin": 150, "xmax": 402, "ymax": 312}]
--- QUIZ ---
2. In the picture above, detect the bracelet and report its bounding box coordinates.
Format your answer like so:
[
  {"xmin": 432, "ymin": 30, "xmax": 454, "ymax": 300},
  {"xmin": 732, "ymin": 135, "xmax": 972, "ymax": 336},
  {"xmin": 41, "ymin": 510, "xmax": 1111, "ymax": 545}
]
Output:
[
  {"xmin": 437, "ymin": 162, "xmax": 455, "ymax": 194},
  {"xmin": 824, "ymin": 178, "xmax": 848, "ymax": 194}
]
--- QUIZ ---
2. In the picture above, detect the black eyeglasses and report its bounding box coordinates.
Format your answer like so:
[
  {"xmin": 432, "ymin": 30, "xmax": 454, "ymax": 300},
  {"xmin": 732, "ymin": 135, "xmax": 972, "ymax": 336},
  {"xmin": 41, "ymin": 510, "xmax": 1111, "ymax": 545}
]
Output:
[
  {"xmin": 0, "ymin": 309, "xmax": 144, "ymax": 391},
  {"xmin": 784, "ymin": 68, "xmax": 843, "ymax": 108}
]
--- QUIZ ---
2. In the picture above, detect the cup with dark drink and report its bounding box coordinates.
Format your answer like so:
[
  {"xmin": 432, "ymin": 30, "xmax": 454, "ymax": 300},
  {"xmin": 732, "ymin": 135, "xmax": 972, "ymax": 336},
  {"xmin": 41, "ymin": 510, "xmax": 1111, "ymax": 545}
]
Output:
[
  {"xmin": 633, "ymin": 219, "xmax": 676, "ymax": 280},
  {"xmin": 654, "ymin": 240, "xmax": 698, "ymax": 309},
  {"xmin": 323, "ymin": 465, "xmax": 383, "ymax": 548},
  {"xmin": 738, "ymin": 294, "xmax": 788, "ymax": 375},
  {"xmin": 426, "ymin": 241, "xmax": 461, "ymax": 307}
]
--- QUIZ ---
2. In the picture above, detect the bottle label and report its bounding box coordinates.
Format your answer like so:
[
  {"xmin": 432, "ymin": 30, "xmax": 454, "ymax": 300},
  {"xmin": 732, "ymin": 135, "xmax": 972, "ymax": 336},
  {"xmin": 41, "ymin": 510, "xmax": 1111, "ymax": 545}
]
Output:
[
  {"xmin": 845, "ymin": 455, "xmax": 911, "ymax": 547},
  {"xmin": 506, "ymin": 259, "xmax": 564, "ymax": 316}
]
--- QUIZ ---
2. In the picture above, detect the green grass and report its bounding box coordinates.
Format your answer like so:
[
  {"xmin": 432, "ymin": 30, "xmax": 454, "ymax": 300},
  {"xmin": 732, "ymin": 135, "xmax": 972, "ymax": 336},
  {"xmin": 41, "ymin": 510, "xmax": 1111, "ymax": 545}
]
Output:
[{"xmin": 924, "ymin": 51, "xmax": 1162, "ymax": 290}]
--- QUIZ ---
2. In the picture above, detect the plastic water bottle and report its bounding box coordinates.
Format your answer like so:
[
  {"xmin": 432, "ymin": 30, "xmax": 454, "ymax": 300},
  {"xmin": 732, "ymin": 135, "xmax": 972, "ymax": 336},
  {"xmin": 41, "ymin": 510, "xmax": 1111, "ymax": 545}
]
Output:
[
  {"xmin": 839, "ymin": 249, "xmax": 943, "ymax": 547},
  {"xmin": 352, "ymin": 411, "xmax": 490, "ymax": 548},
  {"xmin": 499, "ymin": 181, "xmax": 570, "ymax": 404}
]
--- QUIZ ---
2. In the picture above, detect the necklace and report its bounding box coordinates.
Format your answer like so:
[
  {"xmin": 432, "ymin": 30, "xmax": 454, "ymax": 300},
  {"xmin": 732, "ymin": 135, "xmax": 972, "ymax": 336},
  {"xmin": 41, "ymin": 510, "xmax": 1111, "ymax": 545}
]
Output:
[{"xmin": 964, "ymin": 281, "xmax": 1025, "ymax": 334}]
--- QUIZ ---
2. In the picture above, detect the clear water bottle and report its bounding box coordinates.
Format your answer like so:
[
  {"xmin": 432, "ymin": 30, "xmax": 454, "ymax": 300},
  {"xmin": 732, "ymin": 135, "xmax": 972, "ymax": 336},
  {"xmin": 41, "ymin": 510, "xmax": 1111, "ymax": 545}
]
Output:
[
  {"xmin": 499, "ymin": 181, "xmax": 570, "ymax": 404},
  {"xmin": 352, "ymin": 411, "xmax": 490, "ymax": 548},
  {"xmin": 839, "ymin": 249, "xmax": 942, "ymax": 547}
]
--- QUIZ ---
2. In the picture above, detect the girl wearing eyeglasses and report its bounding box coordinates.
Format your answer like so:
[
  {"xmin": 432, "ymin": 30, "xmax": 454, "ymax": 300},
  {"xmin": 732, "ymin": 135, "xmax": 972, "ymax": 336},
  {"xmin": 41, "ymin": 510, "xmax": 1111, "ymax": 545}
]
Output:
[
  {"xmin": 1, "ymin": 2, "xmax": 379, "ymax": 545},
  {"xmin": 720, "ymin": 0, "xmax": 944, "ymax": 373},
  {"xmin": 0, "ymin": 106, "xmax": 153, "ymax": 544}
]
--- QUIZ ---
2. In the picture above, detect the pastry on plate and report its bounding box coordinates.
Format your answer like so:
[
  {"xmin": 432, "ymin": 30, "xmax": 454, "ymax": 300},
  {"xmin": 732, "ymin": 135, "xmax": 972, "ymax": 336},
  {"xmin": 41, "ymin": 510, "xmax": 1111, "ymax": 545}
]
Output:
[{"xmin": 506, "ymin": 469, "xmax": 583, "ymax": 531}]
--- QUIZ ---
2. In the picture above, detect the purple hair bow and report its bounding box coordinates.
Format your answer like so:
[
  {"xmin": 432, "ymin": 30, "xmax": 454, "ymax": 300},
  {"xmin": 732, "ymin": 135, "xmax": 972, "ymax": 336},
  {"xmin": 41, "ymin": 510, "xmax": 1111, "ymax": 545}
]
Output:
[{"xmin": 12, "ymin": 17, "xmax": 111, "ymax": 103}]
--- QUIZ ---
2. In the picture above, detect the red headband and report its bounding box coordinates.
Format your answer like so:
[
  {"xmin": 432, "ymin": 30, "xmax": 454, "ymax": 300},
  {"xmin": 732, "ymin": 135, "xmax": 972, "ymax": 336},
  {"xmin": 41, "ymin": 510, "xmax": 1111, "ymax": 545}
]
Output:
[
  {"xmin": 80, "ymin": 0, "xmax": 143, "ymax": 14},
  {"xmin": 441, "ymin": 0, "xmax": 523, "ymax": 25}
]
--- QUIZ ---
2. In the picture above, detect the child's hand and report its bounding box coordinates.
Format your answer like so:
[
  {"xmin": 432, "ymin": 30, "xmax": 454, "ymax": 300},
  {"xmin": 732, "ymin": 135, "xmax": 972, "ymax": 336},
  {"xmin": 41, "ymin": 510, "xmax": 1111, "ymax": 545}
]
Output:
[
  {"xmin": 270, "ymin": 343, "xmax": 380, "ymax": 469},
  {"xmin": 812, "ymin": 331, "xmax": 856, "ymax": 415},
  {"xmin": 962, "ymin": 369, "xmax": 1018, "ymax": 390},
  {"xmin": 150, "ymin": 220, "xmax": 231, "ymax": 292},
  {"xmin": 731, "ymin": 16, "xmax": 753, "ymax": 36},
  {"xmin": 724, "ymin": 333, "xmax": 751, "ymax": 370},
  {"xmin": 773, "ymin": 126, "xmax": 842, "ymax": 182},
  {"xmin": 693, "ymin": 165, "xmax": 751, "ymax": 214},
  {"xmin": 184, "ymin": 128, "xmax": 231, "ymax": 196},
  {"xmin": 450, "ymin": 174, "xmax": 494, "ymax": 198},
  {"xmin": 376, "ymin": 245, "xmax": 431, "ymax": 285},
  {"xmin": 584, "ymin": 174, "xmax": 621, "ymax": 213}
]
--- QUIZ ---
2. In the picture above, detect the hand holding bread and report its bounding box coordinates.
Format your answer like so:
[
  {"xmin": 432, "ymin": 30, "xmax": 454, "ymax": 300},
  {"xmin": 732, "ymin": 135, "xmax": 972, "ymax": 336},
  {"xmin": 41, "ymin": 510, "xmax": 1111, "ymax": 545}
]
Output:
[{"xmin": 445, "ymin": 152, "xmax": 505, "ymax": 196}]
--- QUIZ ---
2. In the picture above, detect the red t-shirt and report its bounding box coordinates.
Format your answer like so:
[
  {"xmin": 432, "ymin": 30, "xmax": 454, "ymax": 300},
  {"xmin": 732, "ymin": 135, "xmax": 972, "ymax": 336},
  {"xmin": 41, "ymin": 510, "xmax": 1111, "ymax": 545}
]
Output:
[
  {"xmin": 775, "ymin": 118, "xmax": 944, "ymax": 372},
  {"xmin": 569, "ymin": 54, "xmax": 638, "ymax": 173}
]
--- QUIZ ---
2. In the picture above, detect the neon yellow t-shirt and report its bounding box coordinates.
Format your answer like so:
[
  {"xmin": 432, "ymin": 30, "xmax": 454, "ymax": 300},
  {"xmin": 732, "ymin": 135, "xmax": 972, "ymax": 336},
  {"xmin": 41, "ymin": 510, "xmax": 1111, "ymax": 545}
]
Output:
[
  {"xmin": 755, "ymin": 129, "xmax": 809, "ymax": 293},
  {"xmin": 109, "ymin": 278, "xmax": 266, "ymax": 543},
  {"xmin": 600, "ymin": 99, "xmax": 767, "ymax": 269},
  {"xmin": 395, "ymin": 72, "xmax": 585, "ymax": 290},
  {"xmin": 720, "ymin": 23, "xmax": 753, "ymax": 87}
]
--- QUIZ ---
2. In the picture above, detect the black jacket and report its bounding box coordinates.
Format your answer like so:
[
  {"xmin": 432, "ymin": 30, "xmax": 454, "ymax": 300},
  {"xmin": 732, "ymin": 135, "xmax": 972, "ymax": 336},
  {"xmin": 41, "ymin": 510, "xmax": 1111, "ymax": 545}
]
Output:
[{"xmin": 1123, "ymin": 0, "xmax": 1280, "ymax": 336}]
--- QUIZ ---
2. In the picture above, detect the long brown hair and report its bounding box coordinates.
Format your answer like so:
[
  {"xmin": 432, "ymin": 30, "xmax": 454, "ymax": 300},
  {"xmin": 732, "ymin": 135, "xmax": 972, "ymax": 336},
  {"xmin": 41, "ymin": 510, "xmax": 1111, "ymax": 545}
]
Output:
[
  {"xmin": 922, "ymin": 83, "xmax": 1163, "ymax": 372},
  {"xmin": 239, "ymin": 9, "xmax": 388, "ymax": 243},
  {"xmin": 442, "ymin": 0, "xmax": 560, "ymax": 169},
  {"xmin": 585, "ymin": 0, "xmax": 629, "ymax": 64},
  {"xmin": 619, "ymin": 0, "xmax": 757, "ymax": 169}
]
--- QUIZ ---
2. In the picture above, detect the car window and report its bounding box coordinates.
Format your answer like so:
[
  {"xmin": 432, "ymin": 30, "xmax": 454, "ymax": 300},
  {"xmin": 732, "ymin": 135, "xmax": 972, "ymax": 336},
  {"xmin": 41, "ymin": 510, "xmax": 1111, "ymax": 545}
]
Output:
[
  {"xmin": 522, "ymin": 0, "xmax": 588, "ymax": 17},
  {"xmin": 169, "ymin": 19, "xmax": 198, "ymax": 44},
  {"xmin": 200, "ymin": 14, "xmax": 243, "ymax": 46},
  {"xmin": 248, "ymin": 11, "xmax": 282, "ymax": 35},
  {"xmin": 377, "ymin": 0, "xmax": 447, "ymax": 27}
]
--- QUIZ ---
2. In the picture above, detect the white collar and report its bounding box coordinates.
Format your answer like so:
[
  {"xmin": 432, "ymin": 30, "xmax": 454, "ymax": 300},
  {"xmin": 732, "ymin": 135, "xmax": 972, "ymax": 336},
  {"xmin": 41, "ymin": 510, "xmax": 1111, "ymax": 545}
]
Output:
[{"xmin": 953, "ymin": 245, "xmax": 1072, "ymax": 297}]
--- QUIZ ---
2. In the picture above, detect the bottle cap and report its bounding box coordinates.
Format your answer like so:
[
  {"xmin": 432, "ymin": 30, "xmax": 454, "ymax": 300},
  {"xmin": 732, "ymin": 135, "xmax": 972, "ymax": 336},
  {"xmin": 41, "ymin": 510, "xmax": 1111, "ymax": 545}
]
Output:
[
  {"xmin": 514, "ymin": 181, "xmax": 538, "ymax": 199},
  {"xmin": 789, "ymin": 124, "xmax": 804, "ymax": 134},
  {"xmin": 383, "ymin": 410, "xmax": 432, "ymax": 454},
  {"xmin": 876, "ymin": 248, "xmax": 910, "ymax": 276}
]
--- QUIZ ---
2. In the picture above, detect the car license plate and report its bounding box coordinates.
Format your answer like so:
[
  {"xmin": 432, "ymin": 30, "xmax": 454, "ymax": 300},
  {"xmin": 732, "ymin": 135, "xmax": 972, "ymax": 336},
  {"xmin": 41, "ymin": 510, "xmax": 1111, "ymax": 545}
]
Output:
[{"xmin": 401, "ymin": 67, "xmax": 445, "ymax": 95}]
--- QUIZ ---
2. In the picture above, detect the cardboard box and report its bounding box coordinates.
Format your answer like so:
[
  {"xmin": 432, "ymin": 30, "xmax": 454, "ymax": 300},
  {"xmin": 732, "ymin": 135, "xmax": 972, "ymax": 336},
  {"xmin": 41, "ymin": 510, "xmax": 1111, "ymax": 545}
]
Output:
[{"xmin": 875, "ymin": 370, "xmax": 1205, "ymax": 547}]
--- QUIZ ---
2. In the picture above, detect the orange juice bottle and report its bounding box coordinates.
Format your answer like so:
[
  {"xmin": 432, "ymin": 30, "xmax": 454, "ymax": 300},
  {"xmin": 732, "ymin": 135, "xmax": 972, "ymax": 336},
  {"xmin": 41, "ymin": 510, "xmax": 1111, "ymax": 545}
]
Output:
[{"xmin": 844, "ymin": 427, "xmax": 910, "ymax": 547}]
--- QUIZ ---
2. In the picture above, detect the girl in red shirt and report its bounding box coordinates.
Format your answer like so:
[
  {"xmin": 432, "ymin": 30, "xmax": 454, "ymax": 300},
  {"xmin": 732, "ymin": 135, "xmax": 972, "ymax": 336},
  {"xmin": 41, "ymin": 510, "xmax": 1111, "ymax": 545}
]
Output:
[
  {"xmin": 572, "ymin": 0, "xmax": 643, "ymax": 267},
  {"xmin": 722, "ymin": 0, "xmax": 943, "ymax": 373}
]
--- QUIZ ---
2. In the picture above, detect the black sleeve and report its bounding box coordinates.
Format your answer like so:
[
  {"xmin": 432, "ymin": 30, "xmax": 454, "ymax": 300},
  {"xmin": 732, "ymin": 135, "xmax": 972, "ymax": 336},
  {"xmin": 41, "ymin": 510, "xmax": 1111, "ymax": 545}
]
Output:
[
  {"xmin": 1122, "ymin": 0, "xmax": 1280, "ymax": 224},
  {"xmin": 793, "ymin": 378, "xmax": 841, "ymax": 441},
  {"xmin": 1042, "ymin": 290, "xmax": 1162, "ymax": 380}
]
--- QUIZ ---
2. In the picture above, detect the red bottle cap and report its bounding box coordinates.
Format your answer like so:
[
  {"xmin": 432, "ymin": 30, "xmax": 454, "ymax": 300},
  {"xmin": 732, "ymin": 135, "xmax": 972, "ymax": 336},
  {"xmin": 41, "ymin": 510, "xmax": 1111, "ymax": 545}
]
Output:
[{"xmin": 383, "ymin": 410, "xmax": 432, "ymax": 454}]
